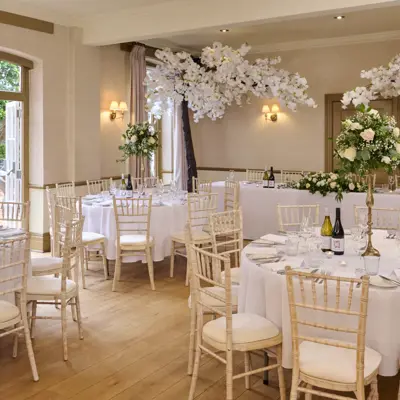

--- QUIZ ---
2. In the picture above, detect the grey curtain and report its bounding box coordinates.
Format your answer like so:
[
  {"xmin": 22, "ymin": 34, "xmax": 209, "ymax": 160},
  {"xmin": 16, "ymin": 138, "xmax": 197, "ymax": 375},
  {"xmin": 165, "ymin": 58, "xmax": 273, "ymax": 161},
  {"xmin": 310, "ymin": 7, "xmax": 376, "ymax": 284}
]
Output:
[
  {"xmin": 129, "ymin": 44, "xmax": 150, "ymax": 178},
  {"xmin": 173, "ymin": 104, "xmax": 188, "ymax": 190},
  {"xmin": 182, "ymin": 101, "xmax": 197, "ymax": 192}
]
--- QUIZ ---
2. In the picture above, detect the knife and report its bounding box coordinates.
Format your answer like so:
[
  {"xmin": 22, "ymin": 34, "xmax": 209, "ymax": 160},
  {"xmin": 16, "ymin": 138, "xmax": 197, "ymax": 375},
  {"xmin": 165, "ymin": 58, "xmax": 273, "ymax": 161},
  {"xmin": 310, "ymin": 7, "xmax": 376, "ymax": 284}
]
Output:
[{"xmin": 379, "ymin": 275, "xmax": 400, "ymax": 286}]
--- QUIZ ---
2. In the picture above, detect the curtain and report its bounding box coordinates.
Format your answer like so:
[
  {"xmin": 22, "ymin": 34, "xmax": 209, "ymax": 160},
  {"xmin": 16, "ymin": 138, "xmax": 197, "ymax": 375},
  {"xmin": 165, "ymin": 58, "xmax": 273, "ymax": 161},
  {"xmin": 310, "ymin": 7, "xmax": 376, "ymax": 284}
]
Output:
[
  {"xmin": 129, "ymin": 44, "xmax": 150, "ymax": 178},
  {"xmin": 181, "ymin": 101, "xmax": 197, "ymax": 192},
  {"xmin": 173, "ymin": 104, "xmax": 188, "ymax": 190}
]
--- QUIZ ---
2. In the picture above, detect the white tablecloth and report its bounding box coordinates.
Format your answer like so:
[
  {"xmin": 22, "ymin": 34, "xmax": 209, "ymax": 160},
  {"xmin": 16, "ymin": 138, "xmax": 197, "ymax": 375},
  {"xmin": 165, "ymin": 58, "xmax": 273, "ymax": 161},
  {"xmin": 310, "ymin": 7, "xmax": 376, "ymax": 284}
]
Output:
[
  {"xmin": 212, "ymin": 181, "xmax": 400, "ymax": 239},
  {"xmin": 82, "ymin": 201, "xmax": 187, "ymax": 262},
  {"xmin": 239, "ymin": 230, "xmax": 400, "ymax": 376}
]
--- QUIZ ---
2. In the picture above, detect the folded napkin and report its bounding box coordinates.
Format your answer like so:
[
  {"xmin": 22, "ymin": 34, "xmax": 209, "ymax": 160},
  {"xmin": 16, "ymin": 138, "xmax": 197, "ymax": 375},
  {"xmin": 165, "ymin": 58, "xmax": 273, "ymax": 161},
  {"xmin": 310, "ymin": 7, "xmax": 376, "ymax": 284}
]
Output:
[
  {"xmin": 260, "ymin": 234, "xmax": 287, "ymax": 245},
  {"xmin": 0, "ymin": 228, "xmax": 25, "ymax": 238},
  {"xmin": 244, "ymin": 247, "xmax": 277, "ymax": 256},
  {"xmin": 84, "ymin": 195, "xmax": 99, "ymax": 200},
  {"xmin": 260, "ymin": 257, "xmax": 305, "ymax": 271}
]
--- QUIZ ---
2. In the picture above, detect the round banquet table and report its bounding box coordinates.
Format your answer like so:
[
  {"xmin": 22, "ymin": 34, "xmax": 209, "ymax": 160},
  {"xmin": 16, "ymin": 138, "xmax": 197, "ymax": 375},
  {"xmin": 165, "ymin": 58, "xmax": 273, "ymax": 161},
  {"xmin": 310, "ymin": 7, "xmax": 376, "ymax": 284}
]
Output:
[
  {"xmin": 212, "ymin": 181, "xmax": 400, "ymax": 240},
  {"xmin": 239, "ymin": 230, "xmax": 400, "ymax": 376},
  {"xmin": 82, "ymin": 200, "xmax": 187, "ymax": 262}
]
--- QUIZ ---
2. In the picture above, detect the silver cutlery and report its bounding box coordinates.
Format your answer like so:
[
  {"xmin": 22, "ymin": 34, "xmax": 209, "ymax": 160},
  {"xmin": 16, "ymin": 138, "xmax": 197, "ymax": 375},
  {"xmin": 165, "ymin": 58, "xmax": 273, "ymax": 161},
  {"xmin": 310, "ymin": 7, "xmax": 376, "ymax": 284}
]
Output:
[{"xmin": 379, "ymin": 275, "xmax": 400, "ymax": 286}]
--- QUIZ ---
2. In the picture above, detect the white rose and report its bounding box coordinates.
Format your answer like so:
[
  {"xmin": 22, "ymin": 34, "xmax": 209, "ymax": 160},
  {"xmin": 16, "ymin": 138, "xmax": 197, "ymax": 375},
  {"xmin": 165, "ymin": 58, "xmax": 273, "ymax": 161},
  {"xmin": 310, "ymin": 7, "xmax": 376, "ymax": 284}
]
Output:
[
  {"xmin": 368, "ymin": 109, "xmax": 380, "ymax": 117},
  {"xmin": 320, "ymin": 180, "xmax": 326, "ymax": 186},
  {"xmin": 341, "ymin": 147, "xmax": 357, "ymax": 162},
  {"xmin": 360, "ymin": 128, "xmax": 375, "ymax": 142},
  {"xmin": 349, "ymin": 122, "xmax": 363, "ymax": 130},
  {"xmin": 306, "ymin": 183, "xmax": 310, "ymax": 189},
  {"xmin": 349, "ymin": 183, "xmax": 355, "ymax": 191},
  {"xmin": 296, "ymin": 183, "xmax": 300, "ymax": 188},
  {"xmin": 312, "ymin": 178, "xmax": 317, "ymax": 183},
  {"xmin": 148, "ymin": 137, "xmax": 156, "ymax": 144},
  {"xmin": 131, "ymin": 135, "xmax": 137, "ymax": 143},
  {"xmin": 330, "ymin": 182, "xmax": 337, "ymax": 189},
  {"xmin": 396, "ymin": 143, "xmax": 400, "ymax": 153},
  {"xmin": 393, "ymin": 127, "xmax": 400, "ymax": 138},
  {"xmin": 382, "ymin": 156, "xmax": 391, "ymax": 164},
  {"xmin": 330, "ymin": 173, "xmax": 338, "ymax": 180}
]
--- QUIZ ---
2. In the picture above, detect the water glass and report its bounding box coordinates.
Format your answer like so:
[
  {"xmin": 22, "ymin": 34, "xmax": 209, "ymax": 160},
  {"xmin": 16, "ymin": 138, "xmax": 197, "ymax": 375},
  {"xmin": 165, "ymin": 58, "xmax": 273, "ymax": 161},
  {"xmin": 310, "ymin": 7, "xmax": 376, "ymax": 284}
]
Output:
[
  {"xmin": 285, "ymin": 237, "xmax": 299, "ymax": 256},
  {"xmin": 363, "ymin": 256, "xmax": 380, "ymax": 276},
  {"xmin": 388, "ymin": 175, "xmax": 396, "ymax": 192},
  {"xmin": 109, "ymin": 183, "xmax": 117, "ymax": 196}
]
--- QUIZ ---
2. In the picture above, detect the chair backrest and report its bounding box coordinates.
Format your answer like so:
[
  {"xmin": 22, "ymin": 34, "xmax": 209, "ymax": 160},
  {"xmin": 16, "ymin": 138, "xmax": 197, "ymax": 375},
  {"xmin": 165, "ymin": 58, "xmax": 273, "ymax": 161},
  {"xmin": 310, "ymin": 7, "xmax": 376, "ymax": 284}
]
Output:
[
  {"xmin": 285, "ymin": 267, "xmax": 370, "ymax": 390},
  {"xmin": 281, "ymin": 170, "xmax": 304, "ymax": 183},
  {"xmin": 86, "ymin": 178, "xmax": 112, "ymax": 195},
  {"xmin": 0, "ymin": 234, "xmax": 30, "ymax": 301},
  {"xmin": 45, "ymin": 187, "xmax": 56, "ymax": 254},
  {"xmin": 224, "ymin": 180, "xmax": 240, "ymax": 211},
  {"xmin": 354, "ymin": 206, "xmax": 400, "ymax": 230},
  {"xmin": 277, "ymin": 204, "xmax": 320, "ymax": 233},
  {"xmin": 245, "ymin": 169, "xmax": 263, "ymax": 182},
  {"xmin": 113, "ymin": 196, "xmax": 152, "ymax": 245},
  {"xmin": 55, "ymin": 195, "xmax": 82, "ymax": 220},
  {"xmin": 192, "ymin": 177, "xmax": 212, "ymax": 194},
  {"xmin": 55, "ymin": 182, "xmax": 75, "ymax": 197},
  {"xmin": 188, "ymin": 193, "xmax": 218, "ymax": 236},
  {"xmin": 0, "ymin": 201, "xmax": 30, "ymax": 230},
  {"xmin": 144, "ymin": 177, "xmax": 159, "ymax": 188}
]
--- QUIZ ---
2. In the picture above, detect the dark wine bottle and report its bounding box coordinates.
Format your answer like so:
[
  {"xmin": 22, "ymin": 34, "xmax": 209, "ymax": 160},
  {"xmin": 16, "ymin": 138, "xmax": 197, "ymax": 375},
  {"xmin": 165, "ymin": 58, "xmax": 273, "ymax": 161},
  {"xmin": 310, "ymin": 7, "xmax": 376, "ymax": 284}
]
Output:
[
  {"xmin": 331, "ymin": 207, "xmax": 344, "ymax": 255},
  {"xmin": 126, "ymin": 174, "xmax": 133, "ymax": 197},
  {"xmin": 268, "ymin": 166, "xmax": 275, "ymax": 188}
]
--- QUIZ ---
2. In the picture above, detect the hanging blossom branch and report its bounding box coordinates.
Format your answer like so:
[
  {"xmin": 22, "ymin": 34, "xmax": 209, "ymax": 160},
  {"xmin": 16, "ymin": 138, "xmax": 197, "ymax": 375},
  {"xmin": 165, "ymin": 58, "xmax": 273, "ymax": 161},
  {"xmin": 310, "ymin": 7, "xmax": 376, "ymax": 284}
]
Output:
[
  {"xmin": 342, "ymin": 53, "xmax": 400, "ymax": 108},
  {"xmin": 145, "ymin": 42, "xmax": 316, "ymax": 122}
]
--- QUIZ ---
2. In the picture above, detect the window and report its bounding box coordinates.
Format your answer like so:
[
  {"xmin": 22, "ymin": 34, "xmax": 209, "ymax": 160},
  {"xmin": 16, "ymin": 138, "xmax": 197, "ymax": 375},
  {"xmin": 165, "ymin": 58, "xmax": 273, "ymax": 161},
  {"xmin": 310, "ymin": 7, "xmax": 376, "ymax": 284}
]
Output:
[{"xmin": 0, "ymin": 61, "xmax": 21, "ymax": 93}]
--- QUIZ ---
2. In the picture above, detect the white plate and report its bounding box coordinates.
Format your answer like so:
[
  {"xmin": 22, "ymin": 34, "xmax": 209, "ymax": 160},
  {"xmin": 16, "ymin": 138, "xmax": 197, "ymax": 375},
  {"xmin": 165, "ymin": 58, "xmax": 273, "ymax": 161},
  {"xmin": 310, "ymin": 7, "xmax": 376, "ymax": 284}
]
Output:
[{"xmin": 369, "ymin": 276, "xmax": 399, "ymax": 288}]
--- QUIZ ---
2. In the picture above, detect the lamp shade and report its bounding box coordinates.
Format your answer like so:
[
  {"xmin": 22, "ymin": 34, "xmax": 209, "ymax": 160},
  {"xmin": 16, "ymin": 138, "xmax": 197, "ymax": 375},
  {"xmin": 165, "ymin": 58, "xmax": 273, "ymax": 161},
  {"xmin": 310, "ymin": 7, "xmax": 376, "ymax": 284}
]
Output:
[
  {"xmin": 119, "ymin": 101, "xmax": 128, "ymax": 112},
  {"xmin": 271, "ymin": 104, "xmax": 280, "ymax": 113},
  {"xmin": 262, "ymin": 105, "xmax": 270, "ymax": 114},
  {"xmin": 110, "ymin": 101, "xmax": 119, "ymax": 111}
]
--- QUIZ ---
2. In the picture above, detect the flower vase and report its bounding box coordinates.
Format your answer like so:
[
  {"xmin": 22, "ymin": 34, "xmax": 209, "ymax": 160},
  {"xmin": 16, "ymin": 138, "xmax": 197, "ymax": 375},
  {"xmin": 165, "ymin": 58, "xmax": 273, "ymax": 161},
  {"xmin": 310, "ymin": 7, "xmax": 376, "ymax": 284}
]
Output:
[
  {"xmin": 362, "ymin": 174, "xmax": 380, "ymax": 257},
  {"xmin": 140, "ymin": 157, "xmax": 145, "ymax": 180}
]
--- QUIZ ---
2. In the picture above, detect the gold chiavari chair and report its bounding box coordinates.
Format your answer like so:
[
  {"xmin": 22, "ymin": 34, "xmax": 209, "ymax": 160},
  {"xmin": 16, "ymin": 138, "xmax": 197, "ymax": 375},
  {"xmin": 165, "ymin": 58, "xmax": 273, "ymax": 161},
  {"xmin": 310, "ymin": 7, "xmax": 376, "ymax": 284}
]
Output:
[
  {"xmin": 277, "ymin": 204, "xmax": 320, "ymax": 233},
  {"xmin": 0, "ymin": 201, "xmax": 30, "ymax": 231},
  {"xmin": 113, "ymin": 196, "xmax": 155, "ymax": 291},
  {"xmin": 245, "ymin": 169, "xmax": 264, "ymax": 182},
  {"xmin": 285, "ymin": 267, "xmax": 380, "ymax": 400},
  {"xmin": 354, "ymin": 206, "xmax": 400, "ymax": 231},
  {"xmin": 224, "ymin": 180, "xmax": 240, "ymax": 211},
  {"xmin": 86, "ymin": 178, "xmax": 112, "ymax": 195},
  {"xmin": 0, "ymin": 235, "xmax": 39, "ymax": 381},
  {"xmin": 55, "ymin": 182, "xmax": 75, "ymax": 197},
  {"xmin": 188, "ymin": 246, "xmax": 285, "ymax": 400},
  {"xmin": 192, "ymin": 177, "xmax": 212, "ymax": 194},
  {"xmin": 280, "ymin": 170, "xmax": 304, "ymax": 183},
  {"xmin": 170, "ymin": 193, "xmax": 217, "ymax": 286},
  {"xmin": 28, "ymin": 211, "xmax": 84, "ymax": 361}
]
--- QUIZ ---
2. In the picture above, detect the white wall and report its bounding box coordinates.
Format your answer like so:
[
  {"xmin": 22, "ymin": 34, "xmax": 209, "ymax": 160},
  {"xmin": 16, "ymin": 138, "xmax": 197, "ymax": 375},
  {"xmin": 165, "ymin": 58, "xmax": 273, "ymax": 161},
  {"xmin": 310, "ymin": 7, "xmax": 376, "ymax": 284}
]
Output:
[{"xmin": 191, "ymin": 39, "xmax": 400, "ymax": 177}]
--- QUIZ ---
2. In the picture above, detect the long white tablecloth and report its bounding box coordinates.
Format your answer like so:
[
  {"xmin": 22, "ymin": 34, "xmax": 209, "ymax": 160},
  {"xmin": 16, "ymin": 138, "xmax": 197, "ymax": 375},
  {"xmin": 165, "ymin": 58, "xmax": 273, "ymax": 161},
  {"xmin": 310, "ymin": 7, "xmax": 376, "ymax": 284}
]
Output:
[
  {"xmin": 82, "ymin": 201, "xmax": 187, "ymax": 262},
  {"xmin": 239, "ymin": 231, "xmax": 400, "ymax": 376},
  {"xmin": 212, "ymin": 181, "xmax": 400, "ymax": 239}
]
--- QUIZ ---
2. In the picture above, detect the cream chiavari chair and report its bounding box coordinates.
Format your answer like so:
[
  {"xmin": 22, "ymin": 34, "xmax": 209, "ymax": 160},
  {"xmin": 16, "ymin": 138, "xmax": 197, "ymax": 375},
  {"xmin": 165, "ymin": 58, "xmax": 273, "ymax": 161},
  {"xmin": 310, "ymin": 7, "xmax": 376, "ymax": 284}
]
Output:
[
  {"xmin": 224, "ymin": 180, "xmax": 240, "ymax": 211},
  {"xmin": 28, "ymin": 212, "xmax": 84, "ymax": 361},
  {"xmin": 86, "ymin": 178, "xmax": 112, "ymax": 195},
  {"xmin": 188, "ymin": 246, "xmax": 285, "ymax": 400},
  {"xmin": 113, "ymin": 196, "xmax": 155, "ymax": 291},
  {"xmin": 277, "ymin": 204, "xmax": 320, "ymax": 233},
  {"xmin": 45, "ymin": 187, "xmax": 56, "ymax": 256},
  {"xmin": 169, "ymin": 193, "xmax": 217, "ymax": 286},
  {"xmin": 285, "ymin": 267, "xmax": 380, "ymax": 400},
  {"xmin": 55, "ymin": 182, "xmax": 75, "ymax": 197},
  {"xmin": 354, "ymin": 206, "xmax": 400, "ymax": 231},
  {"xmin": 245, "ymin": 169, "xmax": 264, "ymax": 182},
  {"xmin": 280, "ymin": 170, "xmax": 304, "ymax": 183},
  {"xmin": 0, "ymin": 235, "xmax": 39, "ymax": 381},
  {"xmin": 192, "ymin": 177, "xmax": 212, "ymax": 194},
  {"xmin": 144, "ymin": 176, "xmax": 158, "ymax": 188},
  {"xmin": 0, "ymin": 201, "xmax": 30, "ymax": 230}
]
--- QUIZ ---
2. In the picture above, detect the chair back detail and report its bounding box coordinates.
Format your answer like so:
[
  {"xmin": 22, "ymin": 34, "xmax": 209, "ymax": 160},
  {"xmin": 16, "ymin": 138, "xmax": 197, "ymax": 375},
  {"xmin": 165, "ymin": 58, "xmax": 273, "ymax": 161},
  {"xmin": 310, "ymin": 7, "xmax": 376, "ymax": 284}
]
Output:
[
  {"xmin": 277, "ymin": 204, "xmax": 320, "ymax": 233},
  {"xmin": 281, "ymin": 170, "xmax": 304, "ymax": 183},
  {"xmin": 86, "ymin": 179, "xmax": 112, "ymax": 195},
  {"xmin": 224, "ymin": 180, "xmax": 240, "ymax": 211},
  {"xmin": 55, "ymin": 182, "xmax": 75, "ymax": 197},
  {"xmin": 192, "ymin": 177, "xmax": 212, "ymax": 194},
  {"xmin": 0, "ymin": 201, "xmax": 30, "ymax": 230},
  {"xmin": 187, "ymin": 193, "xmax": 217, "ymax": 239},
  {"xmin": 354, "ymin": 206, "xmax": 400, "ymax": 231},
  {"xmin": 45, "ymin": 187, "xmax": 56, "ymax": 255},
  {"xmin": 144, "ymin": 177, "xmax": 159, "ymax": 188},
  {"xmin": 245, "ymin": 169, "xmax": 263, "ymax": 182}
]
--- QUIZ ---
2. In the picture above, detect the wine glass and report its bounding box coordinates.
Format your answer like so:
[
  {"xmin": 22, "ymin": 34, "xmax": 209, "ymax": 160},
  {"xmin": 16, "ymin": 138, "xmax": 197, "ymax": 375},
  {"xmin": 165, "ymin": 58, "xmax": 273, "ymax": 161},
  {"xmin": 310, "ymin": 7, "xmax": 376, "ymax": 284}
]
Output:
[
  {"xmin": 388, "ymin": 175, "xmax": 395, "ymax": 193},
  {"xmin": 156, "ymin": 180, "xmax": 164, "ymax": 205},
  {"xmin": 109, "ymin": 183, "xmax": 117, "ymax": 196}
]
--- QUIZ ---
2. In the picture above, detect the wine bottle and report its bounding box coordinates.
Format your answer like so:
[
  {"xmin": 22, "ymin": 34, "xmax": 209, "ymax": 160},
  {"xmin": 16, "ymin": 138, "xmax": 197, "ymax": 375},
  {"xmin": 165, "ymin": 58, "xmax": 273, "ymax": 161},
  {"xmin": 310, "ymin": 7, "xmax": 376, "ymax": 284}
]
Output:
[
  {"xmin": 126, "ymin": 174, "xmax": 133, "ymax": 197},
  {"xmin": 262, "ymin": 167, "xmax": 269, "ymax": 188},
  {"xmin": 268, "ymin": 166, "xmax": 275, "ymax": 188},
  {"xmin": 121, "ymin": 174, "xmax": 126, "ymax": 190},
  {"xmin": 320, "ymin": 208, "xmax": 333, "ymax": 252},
  {"xmin": 331, "ymin": 207, "xmax": 345, "ymax": 255}
]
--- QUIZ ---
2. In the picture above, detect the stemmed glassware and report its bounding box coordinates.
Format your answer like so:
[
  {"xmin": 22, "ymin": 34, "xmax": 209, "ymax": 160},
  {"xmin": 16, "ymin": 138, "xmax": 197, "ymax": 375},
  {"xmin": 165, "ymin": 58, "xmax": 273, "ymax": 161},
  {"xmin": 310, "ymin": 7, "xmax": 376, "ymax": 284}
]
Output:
[
  {"xmin": 388, "ymin": 175, "xmax": 396, "ymax": 193},
  {"xmin": 109, "ymin": 183, "xmax": 117, "ymax": 196},
  {"xmin": 156, "ymin": 180, "xmax": 164, "ymax": 205}
]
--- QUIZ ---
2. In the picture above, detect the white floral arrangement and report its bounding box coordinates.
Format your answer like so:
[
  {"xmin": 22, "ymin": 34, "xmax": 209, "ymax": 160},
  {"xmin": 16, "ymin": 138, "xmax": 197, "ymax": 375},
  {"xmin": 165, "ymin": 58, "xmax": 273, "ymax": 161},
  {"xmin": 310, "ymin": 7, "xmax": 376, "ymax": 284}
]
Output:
[
  {"xmin": 335, "ymin": 107, "xmax": 400, "ymax": 175},
  {"xmin": 145, "ymin": 42, "xmax": 316, "ymax": 122},
  {"xmin": 118, "ymin": 122, "xmax": 160, "ymax": 162},
  {"xmin": 288, "ymin": 172, "xmax": 365, "ymax": 201},
  {"xmin": 342, "ymin": 53, "xmax": 400, "ymax": 108}
]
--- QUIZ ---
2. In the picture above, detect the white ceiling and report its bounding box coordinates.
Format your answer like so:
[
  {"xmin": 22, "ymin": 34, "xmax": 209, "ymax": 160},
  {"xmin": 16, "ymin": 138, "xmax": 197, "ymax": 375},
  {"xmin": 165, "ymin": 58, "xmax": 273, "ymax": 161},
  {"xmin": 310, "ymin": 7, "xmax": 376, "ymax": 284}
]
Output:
[{"xmin": 142, "ymin": 4, "xmax": 400, "ymax": 53}]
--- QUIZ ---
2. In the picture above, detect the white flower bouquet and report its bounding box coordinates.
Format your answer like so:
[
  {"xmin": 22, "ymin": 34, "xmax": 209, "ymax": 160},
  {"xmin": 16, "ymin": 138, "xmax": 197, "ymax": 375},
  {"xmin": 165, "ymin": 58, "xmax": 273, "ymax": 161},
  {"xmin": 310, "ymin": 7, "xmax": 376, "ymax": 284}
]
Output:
[
  {"xmin": 118, "ymin": 121, "xmax": 160, "ymax": 162},
  {"xmin": 288, "ymin": 172, "xmax": 365, "ymax": 201},
  {"xmin": 335, "ymin": 106, "xmax": 400, "ymax": 175}
]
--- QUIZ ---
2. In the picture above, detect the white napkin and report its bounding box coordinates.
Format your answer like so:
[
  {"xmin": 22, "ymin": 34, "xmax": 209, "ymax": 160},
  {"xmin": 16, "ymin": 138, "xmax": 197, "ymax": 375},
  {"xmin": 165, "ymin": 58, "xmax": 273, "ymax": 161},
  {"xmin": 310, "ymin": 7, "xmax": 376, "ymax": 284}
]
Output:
[
  {"xmin": 244, "ymin": 247, "xmax": 277, "ymax": 256},
  {"xmin": 0, "ymin": 228, "xmax": 25, "ymax": 238},
  {"xmin": 260, "ymin": 234, "xmax": 287, "ymax": 245},
  {"xmin": 260, "ymin": 257, "xmax": 305, "ymax": 271},
  {"xmin": 393, "ymin": 269, "xmax": 400, "ymax": 280}
]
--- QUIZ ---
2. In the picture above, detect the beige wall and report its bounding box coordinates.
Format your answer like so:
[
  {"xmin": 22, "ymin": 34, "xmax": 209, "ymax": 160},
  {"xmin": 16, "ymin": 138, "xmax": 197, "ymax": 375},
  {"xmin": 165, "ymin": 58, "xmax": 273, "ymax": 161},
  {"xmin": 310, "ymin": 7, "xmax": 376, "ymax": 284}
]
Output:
[{"xmin": 192, "ymin": 39, "xmax": 400, "ymax": 176}]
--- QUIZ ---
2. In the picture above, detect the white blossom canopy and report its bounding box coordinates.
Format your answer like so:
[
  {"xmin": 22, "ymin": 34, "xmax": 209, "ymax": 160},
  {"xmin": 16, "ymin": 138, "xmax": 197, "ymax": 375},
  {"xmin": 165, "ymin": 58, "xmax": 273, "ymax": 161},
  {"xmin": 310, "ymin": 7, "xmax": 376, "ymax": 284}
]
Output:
[
  {"xmin": 342, "ymin": 53, "xmax": 400, "ymax": 108},
  {"xmin": 145, "ymin": 42, "xmax": 317, "ymax": 122}
]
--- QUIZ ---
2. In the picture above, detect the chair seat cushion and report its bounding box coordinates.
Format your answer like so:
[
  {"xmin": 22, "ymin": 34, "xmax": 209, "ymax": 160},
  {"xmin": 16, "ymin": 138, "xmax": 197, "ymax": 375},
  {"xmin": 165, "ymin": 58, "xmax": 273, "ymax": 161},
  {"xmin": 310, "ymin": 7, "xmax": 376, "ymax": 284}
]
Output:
[
  {"xmin": 0, "ymin": 300, "xmax": 20, "ymax": 323},
  {"xmin": 31, "ymin": 257, "xmax": 63, "ymax": 273},
  {"xmin": 221, "ymin": 268, "xmax": 241, "ymax": 285},
  {"xmin": 82, "ymin": 231, "xmax": 105, "ymax": 244},
  {"xmin": 188, "ymin": 285, "xmax": 239, "ymax": 309},
  {"xmin": 203, "ymin": 313, "xmax": 280, "ymax": 345},
  {"xmin": 119, "ymin": 235, "xmax": 153, "ymax": 246},
  {"xmin": 171, "ymin": 231, "xmax": 211, "ymax": 243},
  {"xmin": 299, "ymin": 341, "xmax": 382, "ymax": 383},
  {"xmin": 27, "ymin": 277, "xmax": 77, "ymax": 296}
]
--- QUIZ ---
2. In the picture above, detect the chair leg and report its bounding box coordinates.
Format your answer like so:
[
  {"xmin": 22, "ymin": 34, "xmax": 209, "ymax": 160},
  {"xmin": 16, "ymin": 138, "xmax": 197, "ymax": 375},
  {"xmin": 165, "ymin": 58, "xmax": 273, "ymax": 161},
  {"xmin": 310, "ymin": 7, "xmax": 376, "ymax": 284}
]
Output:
[
  {"xmin": 226, "ymin": 348, "xmax": 234, "ymax": 400},
  {"xmin": 61, "ymin": 297, "xmax": 68, "ymax": 361},
  {"xmin": 75, "ymin": 295, "xmax": 84, "ymax": 340},
  {"xmin": 188, "ymin": 333, "xmax": 202, "ymax": 400},
  {"xmin": 276, "ymin": 345, "xmax": 286, "ymax": 400},
  {"xmin": 244, "ymin": 352, "xmax": 251, "ymax": 389},
  {"xmin": 71, "ymin": 300, "xmax": 77, "ymax": 322},
  {"xmin": 21, "ymin": 305, "xmax": 39, "ymax": 381},
  {"xmin": 85, "ymin": 248, "xmax": 89, "ymax": 271},
  {"xmin": 185, "ymin": 244, "xmax": 190, "ymax": 287},
  {"xmin": 146, "ymin": 247, "xmax": 156, "ymax": 291},
  {"xmin": 12, "ymin": 327, "xmax": 19, "ymax": 358},
  {"xmin": 80, "ymin": 247, "xmax": 86, "ymax": 289},
  {"xmin": 367, "ymin": 376, "xmax": 378, "ymax": 400},
  {"xmin": 30, "ymin": 301, "xmax": 37, "ymax": 339},
  {"xmin": 100, "ymin": 241, "xmax": 108, "ymax": 280},
  {"xmin": 305, "ymin": 384, "xmax": 312, "ymax": 400},
  {"xmin": 290, "ymin": 365, "xmax": 300, "ymax": 400},
  {"xmin": 187, "ymin": 301, "xmax": 197, "ymax": 376},
  {"xmin": 112, "ymin": 254, "xmax": 121, "ymax": 292},
  {"xmin": 169, "ymin": 240, "xmax": 175, "ymax": 278}
]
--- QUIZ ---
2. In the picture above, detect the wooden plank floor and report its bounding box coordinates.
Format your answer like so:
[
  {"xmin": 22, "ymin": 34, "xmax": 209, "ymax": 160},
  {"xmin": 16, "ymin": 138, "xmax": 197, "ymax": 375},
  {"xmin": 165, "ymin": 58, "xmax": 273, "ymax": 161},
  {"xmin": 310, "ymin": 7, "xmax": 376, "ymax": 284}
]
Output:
[{"xmin": 0, "ymin": 255, "xmax": 398, "ymax": 399}]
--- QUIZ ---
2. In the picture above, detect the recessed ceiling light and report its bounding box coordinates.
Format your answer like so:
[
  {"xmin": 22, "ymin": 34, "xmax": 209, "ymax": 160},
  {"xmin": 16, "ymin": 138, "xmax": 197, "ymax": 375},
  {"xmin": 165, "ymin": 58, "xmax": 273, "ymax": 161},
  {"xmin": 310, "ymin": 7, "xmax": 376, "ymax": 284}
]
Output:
[
  {"xmin": 334, "ymin": 15, "xmax": 345, "ymax": 20},
  {"xmin": 220, "ymin": 29, "xmax": 230, "ymax": 33}
]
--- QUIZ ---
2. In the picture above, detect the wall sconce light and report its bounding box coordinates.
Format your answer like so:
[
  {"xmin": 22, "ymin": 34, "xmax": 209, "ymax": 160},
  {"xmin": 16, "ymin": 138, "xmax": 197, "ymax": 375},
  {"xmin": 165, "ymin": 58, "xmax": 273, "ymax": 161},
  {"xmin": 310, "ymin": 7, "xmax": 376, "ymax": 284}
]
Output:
[
  {"xmin": 110, "ymin": 101, "xmax": 128, "ymax": 121},
  {"xmin": 262, "ymin": 104, "xmax": 280, "ymax": 122}
]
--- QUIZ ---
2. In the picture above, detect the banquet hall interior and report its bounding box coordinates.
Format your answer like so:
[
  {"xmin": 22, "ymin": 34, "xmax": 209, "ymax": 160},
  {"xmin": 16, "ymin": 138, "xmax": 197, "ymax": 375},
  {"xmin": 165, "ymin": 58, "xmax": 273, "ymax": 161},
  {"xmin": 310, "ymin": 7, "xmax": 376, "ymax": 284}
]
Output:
[{"xmin": 1, "ymin": 0, "xmax": 400, "ymax": 399}]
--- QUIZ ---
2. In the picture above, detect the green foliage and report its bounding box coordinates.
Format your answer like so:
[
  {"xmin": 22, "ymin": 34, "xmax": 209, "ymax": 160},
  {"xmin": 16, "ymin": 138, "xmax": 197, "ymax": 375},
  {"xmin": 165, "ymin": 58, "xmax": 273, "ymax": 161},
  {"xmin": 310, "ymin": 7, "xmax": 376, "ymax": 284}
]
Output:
[
  {"xmin": 0, "ymin": 143, "xmax": 5, "ymax": 159},
  {"xmin": 0, "ymin": 61, "xmax": 21, "ymax": 121}
]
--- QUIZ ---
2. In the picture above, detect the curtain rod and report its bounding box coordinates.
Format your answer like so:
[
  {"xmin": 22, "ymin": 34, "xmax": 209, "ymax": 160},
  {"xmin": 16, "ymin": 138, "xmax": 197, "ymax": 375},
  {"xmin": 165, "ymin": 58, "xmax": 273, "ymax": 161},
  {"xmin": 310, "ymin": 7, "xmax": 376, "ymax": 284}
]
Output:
[{"xmin": 120, "ymin": 41, "xmax": 160, "ymax": 53}]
